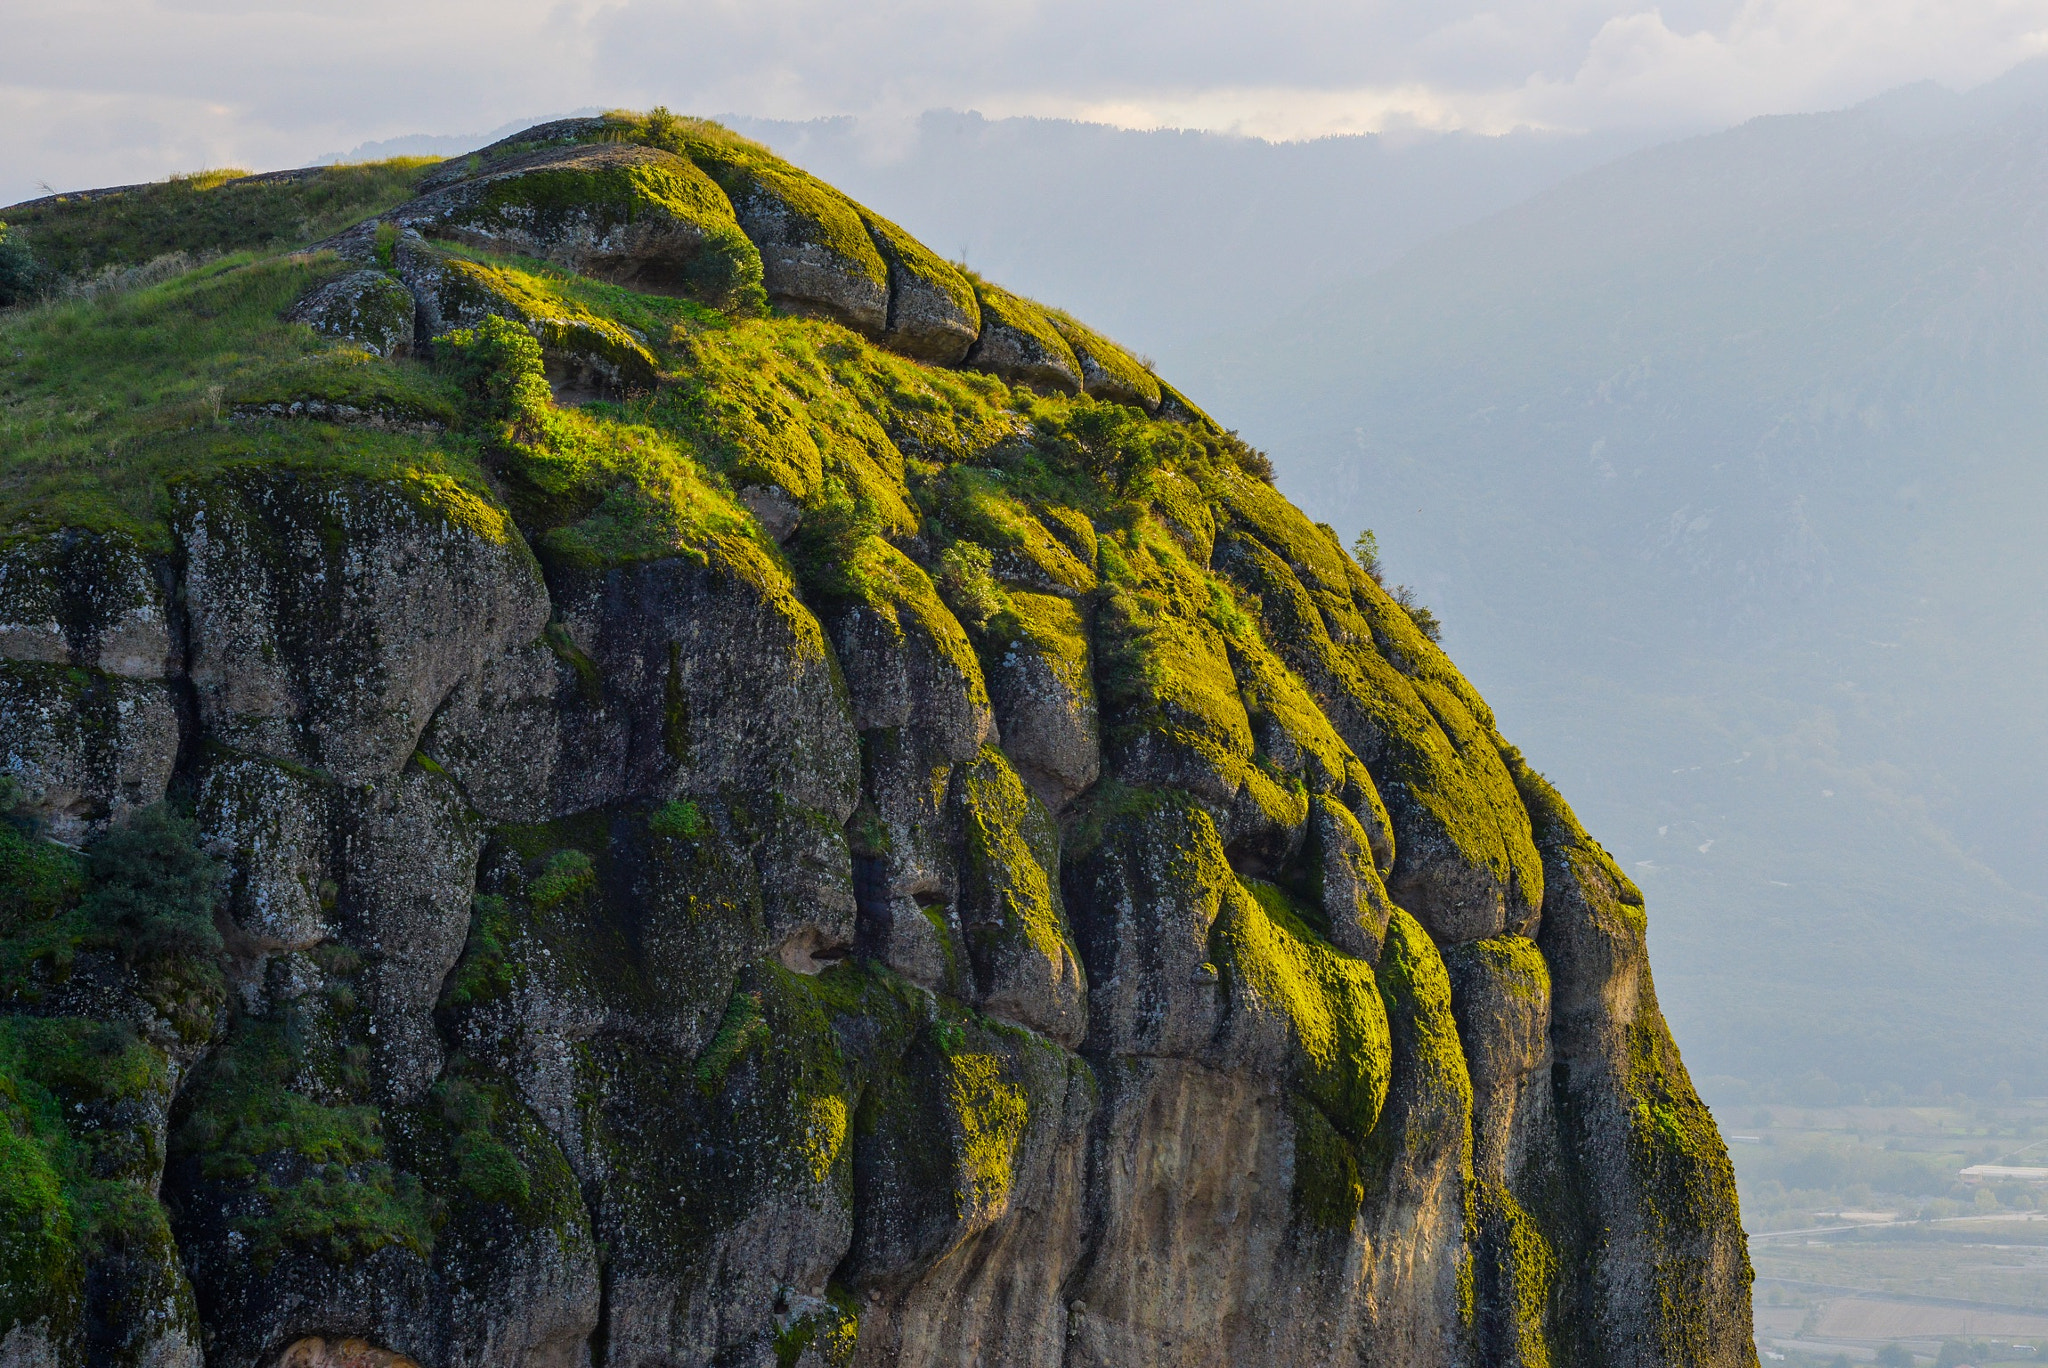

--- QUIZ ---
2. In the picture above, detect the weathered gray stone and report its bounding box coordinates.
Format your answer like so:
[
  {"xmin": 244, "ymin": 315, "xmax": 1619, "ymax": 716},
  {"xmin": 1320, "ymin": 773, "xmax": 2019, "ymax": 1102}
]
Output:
[
  {"xmin": 0, "ymin": 664, "xmax": 179, "ymax": 844},
  {"xmin": 286, "ymin": 269, "xmax": 416, "ymax": 358},
  {"xmin": 177, "ymin": 470, "xmax": 549, "ymax": 785}
]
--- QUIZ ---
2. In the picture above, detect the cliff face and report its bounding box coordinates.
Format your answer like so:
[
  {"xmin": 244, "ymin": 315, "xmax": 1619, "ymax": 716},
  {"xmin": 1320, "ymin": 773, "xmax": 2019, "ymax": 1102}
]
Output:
[{"xmin": 0, "ymin": 114, "xmax": 1753, "ymax": 1368}]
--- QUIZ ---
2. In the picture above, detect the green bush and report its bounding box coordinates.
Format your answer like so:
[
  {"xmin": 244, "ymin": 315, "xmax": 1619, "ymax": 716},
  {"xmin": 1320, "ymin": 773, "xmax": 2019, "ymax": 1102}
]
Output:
[
  {"xmin": 527, "ymin": 849, "xmax": 596, "ymax": 910},
  {"xmin": 1030, "ymin": 399, "xmax": 1178, "ymax": 496},
  {"xmin": 435, "ymin": 313, "xmax": 550, "ymax": 425},
  {"xmin": 648, "ymin": 799, "xmax": 706, "ymax": 840},
  {"xmin": 1222, "ymin": 429, "xmax": 1276, "ymax": 483},
  {"xmin": 1351, "ymin": 528, "xmax": 1384, "ymax": 583},
  {"xmin": 0, "ymin": 222, "xmax": 47, "ymax": 307},
  {"xmin": 79, "ymin": 805, "xmax": 223, "ymax": 964}
]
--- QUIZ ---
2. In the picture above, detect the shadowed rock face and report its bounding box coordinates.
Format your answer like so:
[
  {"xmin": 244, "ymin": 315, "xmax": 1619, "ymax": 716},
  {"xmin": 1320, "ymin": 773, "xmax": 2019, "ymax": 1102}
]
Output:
[{"xmin": 0, "ymin": 116, "xmax": 1752, "ymax": 1368}]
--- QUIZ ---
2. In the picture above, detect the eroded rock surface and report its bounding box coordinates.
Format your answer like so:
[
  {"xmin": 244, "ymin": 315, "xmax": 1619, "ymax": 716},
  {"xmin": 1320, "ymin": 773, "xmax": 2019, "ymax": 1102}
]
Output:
[{"xmin": 0, "ymin": 113, "xmax": 1752, "ymax": 1368}]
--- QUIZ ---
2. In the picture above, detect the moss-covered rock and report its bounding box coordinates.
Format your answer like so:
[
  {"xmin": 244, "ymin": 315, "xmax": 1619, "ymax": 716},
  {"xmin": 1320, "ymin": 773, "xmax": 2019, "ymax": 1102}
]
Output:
[
  {"xmin": 975, "ymin": 590, "xmax": 1099, "ymax": 813},
  {"xmin": 859, "ymin": 209, "xmax": 980, "ymax": 363},
  {"xmin": 1301, "ymin": 792, "xmax": 1396, "ymax": 961},
  {"xmin": 1444, "ymin": 934, "xmax": 1550, "ymax": 1182},
  {"xmin": 174, "ymin": 467, "xmax": 546, "ymax": 785},
  {"xmin": 286, "ymin": 269, "xmax": 417, "ymax": 359},
  {"xmin": 0, "ymin": 530, "xmax": 172, "ymax": 680},
  {"xmin": 665, "ymin": 131, "xmax": 890, "ymax": 334},
  {"xmin": 402, "ymin": 141, "xmax": 764, "ymax": 313},
  {"xmin": 0, "ymin": 663, "xmax": 179, "ymax": 847},
  {"xmin": 964, "ymin": 279, "xmax": 1082, "ymax": 394},
  {"xmin": 1046, "ymin": 309, "xmax": 1161, "ymax": 412},
  {"xmin": 951, "ymin": 746, "xmax": 1085, "ymax": 1044},
  {"xmin": 420, "ymin": 251, "xmax": 661, "ymax": 394},
  {"xmin": 844, "ymin": 1003, "xmax": 1071, "ymax": 1291},
  {"xmin": 1212, "ymin": 493, "xmax": 1543, "ymax": 946},
  {"xmin": 0, "ymin": 113, "xmax": 1752, "ymax": 1368}
]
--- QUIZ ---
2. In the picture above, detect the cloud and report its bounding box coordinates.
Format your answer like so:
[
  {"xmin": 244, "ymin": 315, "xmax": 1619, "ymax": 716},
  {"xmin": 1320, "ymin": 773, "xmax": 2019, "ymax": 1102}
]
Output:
[{"xmin": 4, "ymin": 0, "xmax": 2048, "ymax": 202}]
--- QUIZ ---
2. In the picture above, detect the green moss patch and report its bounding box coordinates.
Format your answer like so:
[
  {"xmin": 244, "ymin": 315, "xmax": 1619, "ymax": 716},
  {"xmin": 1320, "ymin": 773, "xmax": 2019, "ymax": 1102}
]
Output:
[
  {"xmin": 1220, "ymin": 879, "xmax": 1390, "ymax": 1140},
  {"xmin": 1469, "ymin": 1178, "xmax": 1559, "ymax": 1367},
  {"xmin": 172, "ymin": 976, "xmax": 437, "ymax": 1271},
  {"xmin": 774, "ymin": 1287, "xmax": 860, "ymax": 1368},
  {"xmin": 1291, "ymin": 1091, "xmax": 1367, "ymax": 1232},
  {"xmin": 955, "ymin": 745, "xmax": 1078, "ymax": 984},
  {"xmin": 988, "ymin": 590, "xmax": 1093, "ymax": 701},
  {"xmin": 1362, "ymin": 907, "xmax": 1474, "ymax": 1182},
  {"xmin": 574, "ymin": 958, "xmax": 857, "ymax": 1283},
  {"xmin": 0, "ymin": 1010, "xmax": 200, "ymax": 1357},
  {"xmin": 450, "ymin": 150, "xmax": 764, "ymax": 312},
  {"xmin": 0, "ymin": 818, "xmax": 83, "ymax": 938}
]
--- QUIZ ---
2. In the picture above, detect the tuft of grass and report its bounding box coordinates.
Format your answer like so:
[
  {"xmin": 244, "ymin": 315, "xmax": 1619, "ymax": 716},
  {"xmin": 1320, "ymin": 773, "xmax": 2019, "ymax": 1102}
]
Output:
[{"xmin": 648, "ymin": 799, "xmax": 707, "ymax": 840}]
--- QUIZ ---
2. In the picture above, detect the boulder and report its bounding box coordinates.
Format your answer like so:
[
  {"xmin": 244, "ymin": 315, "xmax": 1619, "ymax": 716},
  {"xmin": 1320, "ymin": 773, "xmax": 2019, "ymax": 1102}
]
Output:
[{"xmin": 964, "ymin": 281, "xmax": 1083, "ymax": 393}]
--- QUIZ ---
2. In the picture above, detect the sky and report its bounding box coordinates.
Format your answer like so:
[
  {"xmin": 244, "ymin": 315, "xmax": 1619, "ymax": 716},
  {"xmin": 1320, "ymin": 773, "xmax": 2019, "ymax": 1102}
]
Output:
[{"xmin": 5, "ymin": 0, "xmax": 2048, "ymax": 204}]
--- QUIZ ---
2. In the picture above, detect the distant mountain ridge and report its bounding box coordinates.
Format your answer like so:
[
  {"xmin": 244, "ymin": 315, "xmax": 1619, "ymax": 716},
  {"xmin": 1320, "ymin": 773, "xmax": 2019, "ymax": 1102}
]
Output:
[
  {"xmin": 724, "ymin": 110, "xmax": 1656, "ymax": 363},
  {"xmin": 1184, "ymin": 63, "xmax": 2048, "ymax": 1100}
]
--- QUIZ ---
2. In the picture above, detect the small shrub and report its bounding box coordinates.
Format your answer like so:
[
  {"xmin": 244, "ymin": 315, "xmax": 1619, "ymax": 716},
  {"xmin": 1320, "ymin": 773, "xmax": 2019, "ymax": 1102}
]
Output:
[
  {"xmin": 79, "ymin": 804, "xmax": 223, "ymax": 964},
  {"xmin": 642, "ymin": 105, "xmax": 684, "ymax": 146},
  {"xmin": 0, "ymin": 222, "xmax": 48, "ymax": 307},
  {"xmin": 1389, "ymin": 584, "xmax": 1443, "ymax": 643},
  {"xmin": 435, "ymin": 313, "xmax": 550, "ymax": 425},
  {"xmin": 1221, "ymin": 429, "xmax": 1275, "ymax": 483},
  {"xmin": 527, "ymin": 849, "xmax": 595, "ymax": 910},
  {"xmin": 793, "ymin": 477, "xmax": 884, "ymax": 599},
  {"xmin": 937, "ymin": 541, "xmax": 1006, "ymax": 630},
  {"xmin": 1351, "ymin": 528, "xmax": 1383, "ymax": 584},
  {"xmin": 648, "ymin": 799, "xmax": 706, "ymax": 840}
]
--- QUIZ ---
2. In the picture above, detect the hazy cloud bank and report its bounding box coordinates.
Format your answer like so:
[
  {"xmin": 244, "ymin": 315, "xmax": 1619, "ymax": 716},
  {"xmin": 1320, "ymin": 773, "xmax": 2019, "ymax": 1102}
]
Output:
[{"xmin": 6, "ymin": 0, "xmax": 2048, "ymax": 202}]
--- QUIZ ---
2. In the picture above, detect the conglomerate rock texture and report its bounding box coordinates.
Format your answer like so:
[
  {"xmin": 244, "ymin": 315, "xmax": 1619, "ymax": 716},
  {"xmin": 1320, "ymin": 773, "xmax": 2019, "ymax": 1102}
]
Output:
[{"xmin": 0, "ymin": 113, "xmax": 1753, "ymax": 1367}]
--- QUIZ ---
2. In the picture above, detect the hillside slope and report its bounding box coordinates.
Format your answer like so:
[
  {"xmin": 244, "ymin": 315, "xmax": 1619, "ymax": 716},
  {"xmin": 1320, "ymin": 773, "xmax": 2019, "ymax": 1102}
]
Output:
[
  {"xmin": 1186, "ymin": 76, "xmax": 2048, "ymax": 1102},
  {"xmin": 0, "ymin": 114, "xmax": 1750, "ymax": 1367}
]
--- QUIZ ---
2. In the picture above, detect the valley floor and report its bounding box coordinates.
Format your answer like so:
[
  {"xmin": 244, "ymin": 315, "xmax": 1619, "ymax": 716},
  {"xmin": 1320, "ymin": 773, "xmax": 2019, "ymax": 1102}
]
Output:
[{"xmin": 1727, "ymin": 1098, "xmax": 2048, "ymax": 1364}]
